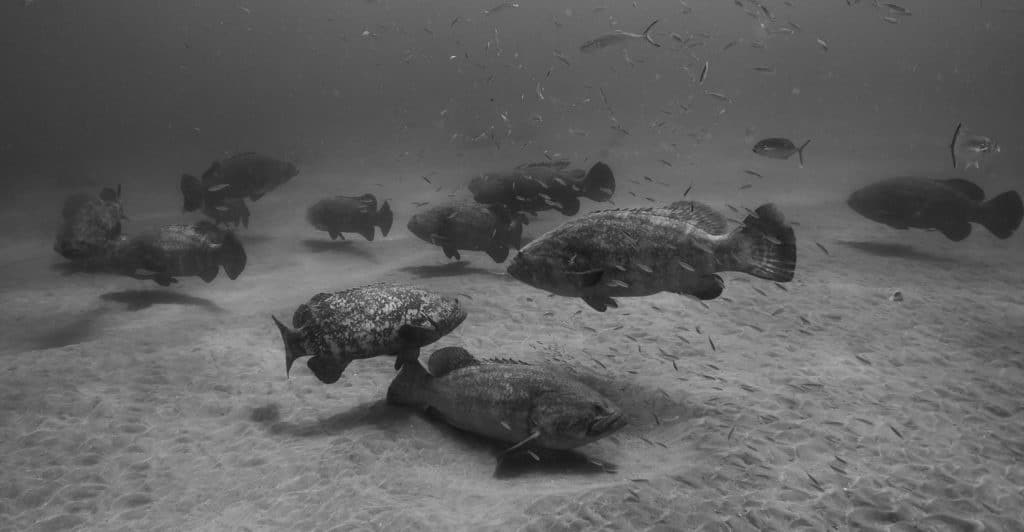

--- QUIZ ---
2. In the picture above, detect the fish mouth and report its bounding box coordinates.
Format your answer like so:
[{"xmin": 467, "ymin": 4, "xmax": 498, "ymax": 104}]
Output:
[{"xmin": 587, "ymin": 412, "xmax": 627, "ymax": 437}]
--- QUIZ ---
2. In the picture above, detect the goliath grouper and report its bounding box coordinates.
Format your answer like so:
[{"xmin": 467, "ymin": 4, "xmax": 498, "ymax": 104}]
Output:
[
  {"xmin": 507, "ymin": 201, "xmax": 796, "ymax": 311},
  {"xmin": 387, "ymin": 346, "xmax": 627, "ymax": 452},
  {"xmin": 109, "ymin": 221, "xmax": 247, "ymax": 286},
  {"xmin": 272, "ymin": 284, "xmax": 467, "ymax": 383},
  {"xmin": 180, "ymin": 152, "xmax": 298, "ymax": 211},
  {"xmin": 468, "ymin": 161, "xmax": 615, "ymax": 217},
  {"xmin": 54, "ymin": 185, "xmax": 126, "ymax": 264},
  {"xmin": 306, "ymin": 193, "xmax": 394, "ymax": 241},
  {"xmin": 407, "ymin": 200, "xmax": 523, "ymax": 262}
]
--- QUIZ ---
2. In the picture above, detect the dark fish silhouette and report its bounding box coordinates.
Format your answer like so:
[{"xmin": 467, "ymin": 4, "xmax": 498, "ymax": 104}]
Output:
[
  {"xmin": 507, "ymin": 202, "xmax": 796, "ymax": 311},
  {"xmin": 202, "ymin": 197, "xmax": 250, "ymax": 229},
  {"xmin": 272, "ymin": 284, "xmax": 467, "ymax": 383},
  {"xmin": 306, "ymin": 194, "xmax": 393, "ymax": 241},
  {"xmin": 54, "ymin": 185, "xmax": 126, "ymax": 264},
  {"xmin": 847, "ymin": 177, "xmax": 1023, "ymax": 241},
  {"xmin": 110, "ymin": 221, "xmax": 247, "ymax": 286},
  {"xmin": 407, "ymin": 201, "xmax": 523, "ymax": 263},
  {"xmin": 387, "ymin": 347, "xmax": 627, "ymax": 451},
  {"xmin": 468, "ymin": 161, "xmax": 615, "ymax": 217},
  {"xmin": 752, "ymin": 138, "xmax": 811, "ymax": 166},
  {"xmin": 180, "ymin": 152, "xmax": 298, "ymax": 211}
]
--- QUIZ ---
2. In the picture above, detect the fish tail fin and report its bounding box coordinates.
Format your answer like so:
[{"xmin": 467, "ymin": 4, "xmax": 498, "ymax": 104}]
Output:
[
  {"xmin": 797, "ymin": 139, "xmax": 811, "ymax": 167},
  {"xmin": 180, "ymin": 174, "xmax": 204, "ymax": 212},
  {"xmin": 385, "ymin": 360, "xmax": 431, "ymax": 407},
  {"xmin": 581, "ymin": 161, "xmax": 615, "ymax": 202},
  {"xmin": 273, "ymin": 315, "xmax": 306, "ymax": 377},
  {"xmin": 642, "ymin": 19, "xmax": 661, "ymax": 47},
  {"xmin": 219, "ymin": 231, "xmax": 247, "ymax": 279},
  {"xmin": 727, "ymin": 203, "xmax": 797, "ymax": 282},
  {"xmin": 977, "ymin": 190, "xmax": 1023, "ymax": 239},
  {"xmin": 377, "ymin": 200, "xmax": 394, "ymax": 237}
]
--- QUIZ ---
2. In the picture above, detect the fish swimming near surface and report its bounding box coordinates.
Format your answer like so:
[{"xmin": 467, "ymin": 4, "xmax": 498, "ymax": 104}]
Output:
[
  {"xmin": 107, "ymin": 220, "xmax": 247, "ymax": 286},
  {"xmin": 180, "ymin": 152, "xmax": 299, "ymax": 212},
  {"xmin": 387, "ymin": 347, "xmax": 627, "ymax": 452},
  {"xmin": 202, "ymin": 197, "xmax": 250, "ymax": 229},
  {"xmin": 54, "ymin": 185, "xmax": 126, "ymax": 264},
  {"xmin": 507, "ymin": 201, "xmax": 797, "ymax": 311},
  {"xmin": 752, "ymin": 138, "xmax": 811, "ymax": 166},
  {"xmin": 407, "ymin": 201, "xmax": 523, "ymax": 262},
  {"xmin": 847, "ymin": 177, "xmax": 1023, "ymax": 241},
  {"xmin": 272, "ymin": 284, "xmax": 467, "ymax": 383},
  {"xmin": 580, "ymin": 19, "xmax": 661, "ymax": 53},
  {"xmin": 306, "ymin": 193, "xmax": 393, "ymax": 241},
  {"xmin": 468, "ymin": 161, "xmax": 616, "ymax": 217}
]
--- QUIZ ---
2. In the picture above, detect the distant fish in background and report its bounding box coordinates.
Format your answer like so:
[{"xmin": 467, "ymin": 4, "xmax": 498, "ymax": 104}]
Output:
[
  {"xmin": 752, "ymin": 138, "xmax": 811, "ymax": 166},
  {"xmin": 580, "ymin": 20, "xmax": 661, "ymax": 53},
  {"xmin": 180, "ymin": 152, "xmax": 299, "ymax": 212},
  {"xmin": 54, "ymin": 185, "xmax": 127, "ymax": 264},
  {"xmin": 306, "ymin": 193, "xmax": 393, "ymax": 241},
  {"xmin": 407, "ymin": 201, "xmax": 523, "ymax": 263},
  {"xmin": 847, "ymin": 177, "xmax": 1023, "ymax": 241},
  {"xmin": 482, "ymin": 1, "xmax": 518, "ymax": 15},
  {"xmin": 468, "ymin": 161, "xmax": 616, "ymax": 217}
]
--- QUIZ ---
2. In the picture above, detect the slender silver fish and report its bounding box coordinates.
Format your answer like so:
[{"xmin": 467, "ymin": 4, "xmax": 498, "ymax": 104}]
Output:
[{"xmin": 580, "ymin": 20, "xmax": 661, "ymax": 53}]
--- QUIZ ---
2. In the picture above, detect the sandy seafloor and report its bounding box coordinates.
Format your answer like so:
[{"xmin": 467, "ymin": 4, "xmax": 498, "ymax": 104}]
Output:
[{"xmin": 1, "ymin": 149, "xmax": 1023, "ymax": 532}]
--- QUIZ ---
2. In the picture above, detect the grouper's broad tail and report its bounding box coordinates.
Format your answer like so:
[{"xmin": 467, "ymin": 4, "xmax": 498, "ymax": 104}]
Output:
[
  {"xmin": 724, "ymin": 203, "xmax": 797, "ymax": 282},
  {"xmin": 219, "ymin": 231, "xmax": 247, "ymax": 279},
  {"xmin": 273, "ymin": 316, "xmax": 306, "ymax": 376},
  {"xmin": 581, "ymin": 162, "xmax": 615, "ymax": 202},
  {"xmin": 975, "ymin": 190, "xmax": 1024, "ymax": 239},
  {"xmin": 377, "ymin": 200, "xmax": 394, "ymax": 237},
  {"xmin": 180, "ymin": 174, "xmax": 204, "ymax": 212},
  {"xmin": 386, "ymin": 359, "xmax": 432, "ymax": 407}
]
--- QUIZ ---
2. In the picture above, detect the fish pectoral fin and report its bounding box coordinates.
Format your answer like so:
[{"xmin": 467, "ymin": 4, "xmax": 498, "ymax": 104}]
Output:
[
  {"xmin": 394, "ymin": 346, "xmax": 421, "ymax": 370},
  {"xmin": 566, "ymin": 269, "xmax": 604, "ymax": 288},
  {"xmin": 198, "ymin": 264, "xmax": 219, "ymax": 283},
  {"xmin": 307, "ymin": 356, "xmax": 346, "ymax": 384},
  {"xmin": 582, "ymin": 295, "xmax": 617, "ymax": 312},
  {"xmin": 398, "ymin": 323, "xmax": 436, "ymax": 346},
  {"xmin": 689, "ymin": 274, "xmax": 725, "ymax": 300},
  {"xmin": 357, "ymin": 226, "xmax": 375, "ymax": 241},
  {"xmin": 250, "ymin": 192, "xmax": 265, "ymax": 201},
  {"xmin": 503, "ymin": 430, "xmax": 541, "ymax": 455},
  {"xmin": 939, "ymin": 222, "xmax": 972, "ymax": 242},
  {"xmin": 442, "ymin": 245, "xmax": 461, "ymax": 260}
]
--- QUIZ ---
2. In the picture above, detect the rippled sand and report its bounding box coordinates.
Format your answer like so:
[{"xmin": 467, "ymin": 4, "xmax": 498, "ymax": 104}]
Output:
[{"xmin": 1, "ymin": 161, "xmax": 1023, "ymax": 531}]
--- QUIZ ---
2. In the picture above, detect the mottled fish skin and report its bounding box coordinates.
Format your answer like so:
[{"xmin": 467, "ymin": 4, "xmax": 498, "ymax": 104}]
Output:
[
  {"xmin": 306, "ymin": 194, "xmax": 393, "ymax": 241},
  {"xmin": 387, "ymin": 348, "xmax": 626, "ymax": 450},
  {"xmin": 407, "ymin": 200, "xmax": 522, "ymax": 262},
  {"xmin": 110, "ymin": 221, "xmax": 246, "ymax": 284},
  {"xmin": 285, "ymin": 284, "xmax": 466, "ymax": 379},
  {"xmin": 54, "ymin": 188, "xmax": 124, "ymax": 263},
  {"xmin": 847, "ymin": 177, "xmax": 1023, "ymax": 241},
  {"xmin": 507, "ymin": 204, "xmax": 796, "ymax": 309}
]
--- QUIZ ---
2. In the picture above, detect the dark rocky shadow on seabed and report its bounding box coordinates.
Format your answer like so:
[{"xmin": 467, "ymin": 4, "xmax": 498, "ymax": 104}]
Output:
[
  {"xmin": 836, "ymin": 239, "xmax": 960, "ymax": 264},
  {"xmin": 101, "ymin": 289, "xmax": 225, "ymax": 312}
]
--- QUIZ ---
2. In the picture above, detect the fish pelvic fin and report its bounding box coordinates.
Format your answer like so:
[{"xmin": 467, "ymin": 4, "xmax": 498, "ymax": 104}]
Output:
[
  {"xmin": 218, "ymin": 231, "xmax": 247, "ymax": 279},
  {"xmin": 180, "ymin": 174, "xmax": 204, "ymax": 212},
  {"xmin": 581, "ymin": 161, "xmax": 615, "ymax": 202},
  {"xmin": 642, "ymin": 19, "xmax": 661, "ymax": 47},
  {"xmin": 377, "ymin": 200, "xmax": 394, "ymax": 237},
  {"xmin": 976, "ymin": 190, "xmax": 1023, "ymax": 239},
  {"xmin": 727, "ymin": 203, "xmax": 797, "ymax": 282},
  {"xmin": 796, "ymin": 139, "xmax": 811, "ymax": 167},
  {"xmin": 385, "ymin": 359, "xmax": 431, "ymax": 407},
  {"xmin": 273, "ymin": 316, "xmax": 306, "ymax": 377}
]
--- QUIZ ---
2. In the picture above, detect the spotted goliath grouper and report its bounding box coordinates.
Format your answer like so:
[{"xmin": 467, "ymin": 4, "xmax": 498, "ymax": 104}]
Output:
[
  {"xmin": 407, "ymin": 200, "xmax": 523, "ymax": 262},
  {"xmin": 387, "ymin": 347, "xmax": 627, "ymax": 451},
  {"xmin": 306, "ymin": 193, "xmax": 394, "ymax": 241},
  {"xmin": 272, "ymin": 284, "xmax": 467, "ymax": 384},
  {"xmin": 468, "ymin": 161, "xmax": 615, "ymax": 217},
  {"xmin": 507, "ymin": 201, "xmax": 797, "ymax": 311},
  {"xmin": 54, "ymin": 185, "xmax": 126, "ymax": 265},
  {"xmin": 110, "ymin": 221, "xmax": 247, "ymax": 286},
  {"xmin": 180, "ymin": 152, "xmax": 299, "ymax": 211}
]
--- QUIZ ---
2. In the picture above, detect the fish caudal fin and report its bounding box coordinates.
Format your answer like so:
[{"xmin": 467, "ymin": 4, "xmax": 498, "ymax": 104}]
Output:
[
  {"xmin": 729, "ymin": 203, "xmax": 797, "ymax": 282},
  {"xmin": 642, "ymin": 19, "xmax": 661, "ymax": 47},
  {"xmin": 219, "ymin": 231, "xmax": 247, "ymax": 279},
  {"xmin": 180, "ymin": 174, "xmax": 204, "ymax": 212},
  {"xmin": 582, "ymin": 162, "xmax": 616, "ymax": 202},
  {"xmin": 385, "ymin": 360, "xmax": 431, "ymax": 407},
  {"xmin": 377, "ymin": 200, "xmax": 394, "ymax": 237},
  {"xmin": 273, "ymin": 316, "xmax": 306, "ymax": 377},
  {"xmin": 976, "ymin": 190, "xmax": 1024, "ymax": 239},
  {"xmin": 796, "ymin": 139, "xmax": 811, "ymax": 167}
]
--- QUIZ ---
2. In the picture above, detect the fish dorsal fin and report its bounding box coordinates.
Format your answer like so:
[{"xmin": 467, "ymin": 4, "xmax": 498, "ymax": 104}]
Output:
[
  {"xmin": 940, "ymin": 179, "xmax": 985, "ymax": 201},
  {"xmin": 427, "ymin": 347, "xmax": 479, "ymax": 377},
  {"xmin": 665, "ymin": 200, "xmax": 730, "ymax": 234}
]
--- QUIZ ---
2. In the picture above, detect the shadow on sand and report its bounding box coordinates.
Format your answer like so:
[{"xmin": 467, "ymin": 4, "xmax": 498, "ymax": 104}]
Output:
[
  {"xmin": 255, "ymin": 399, "xmax": 413, "ymax": 437},
  {"xmin": 101, "ymin": 289, "xmax": 224, "ymax": 312},
  {"xmin": 836, "ymin": 239, "xmax": 959, "ymax": 264},
  {"xmin": 30, "ymin": 313, "xmax": 106, "ymax": 350},
  {"xmin": 398, "ymin": 260, "xmax": 497, "ymax": 279},
  {"xmin": 300, "ymin": 239, "xmax": 377, "ymax": 261}
]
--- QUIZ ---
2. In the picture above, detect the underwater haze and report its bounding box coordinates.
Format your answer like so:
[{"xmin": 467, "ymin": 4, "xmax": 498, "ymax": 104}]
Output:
[{"xmin": 2, "ymin": 0, "xmax": 1024, "ymax": 531}]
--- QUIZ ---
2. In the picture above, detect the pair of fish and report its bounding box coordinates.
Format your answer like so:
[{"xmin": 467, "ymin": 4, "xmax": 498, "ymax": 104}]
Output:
[
  {"xmin": 306, "ymin": 193, "xmax": 394, "ymax": 241},
  {"xmin": 407, "ymin": 201, "xmax": 523, "ymax": 263},
  {"xmin": 468, "ymin": 161, "xmax": 616, "ymax": 217},
  {"xmin": 752, "ymin": 138, "xmax": 811, "ymax": 166},
  {"xmin": 54, "ymin": 185, "xmax": 126, "ymax": 265},
  {"xmin": 272, "ymin": 284, "xmax": 467, "ymax": 383},
  {"xmin": 507, "ymin": 201, "xmax": 797, "ymax": 311},
  {"xmin": 388, "ymin": 347, "xmax": 627, "ymax": 453},
  {"xmin": 847, "ymin": 177, "xmax": 1023, "ymax": 241},
  {"xmin": 180, "ymin": 152, "xmax": 299, "ymax": 225}
]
